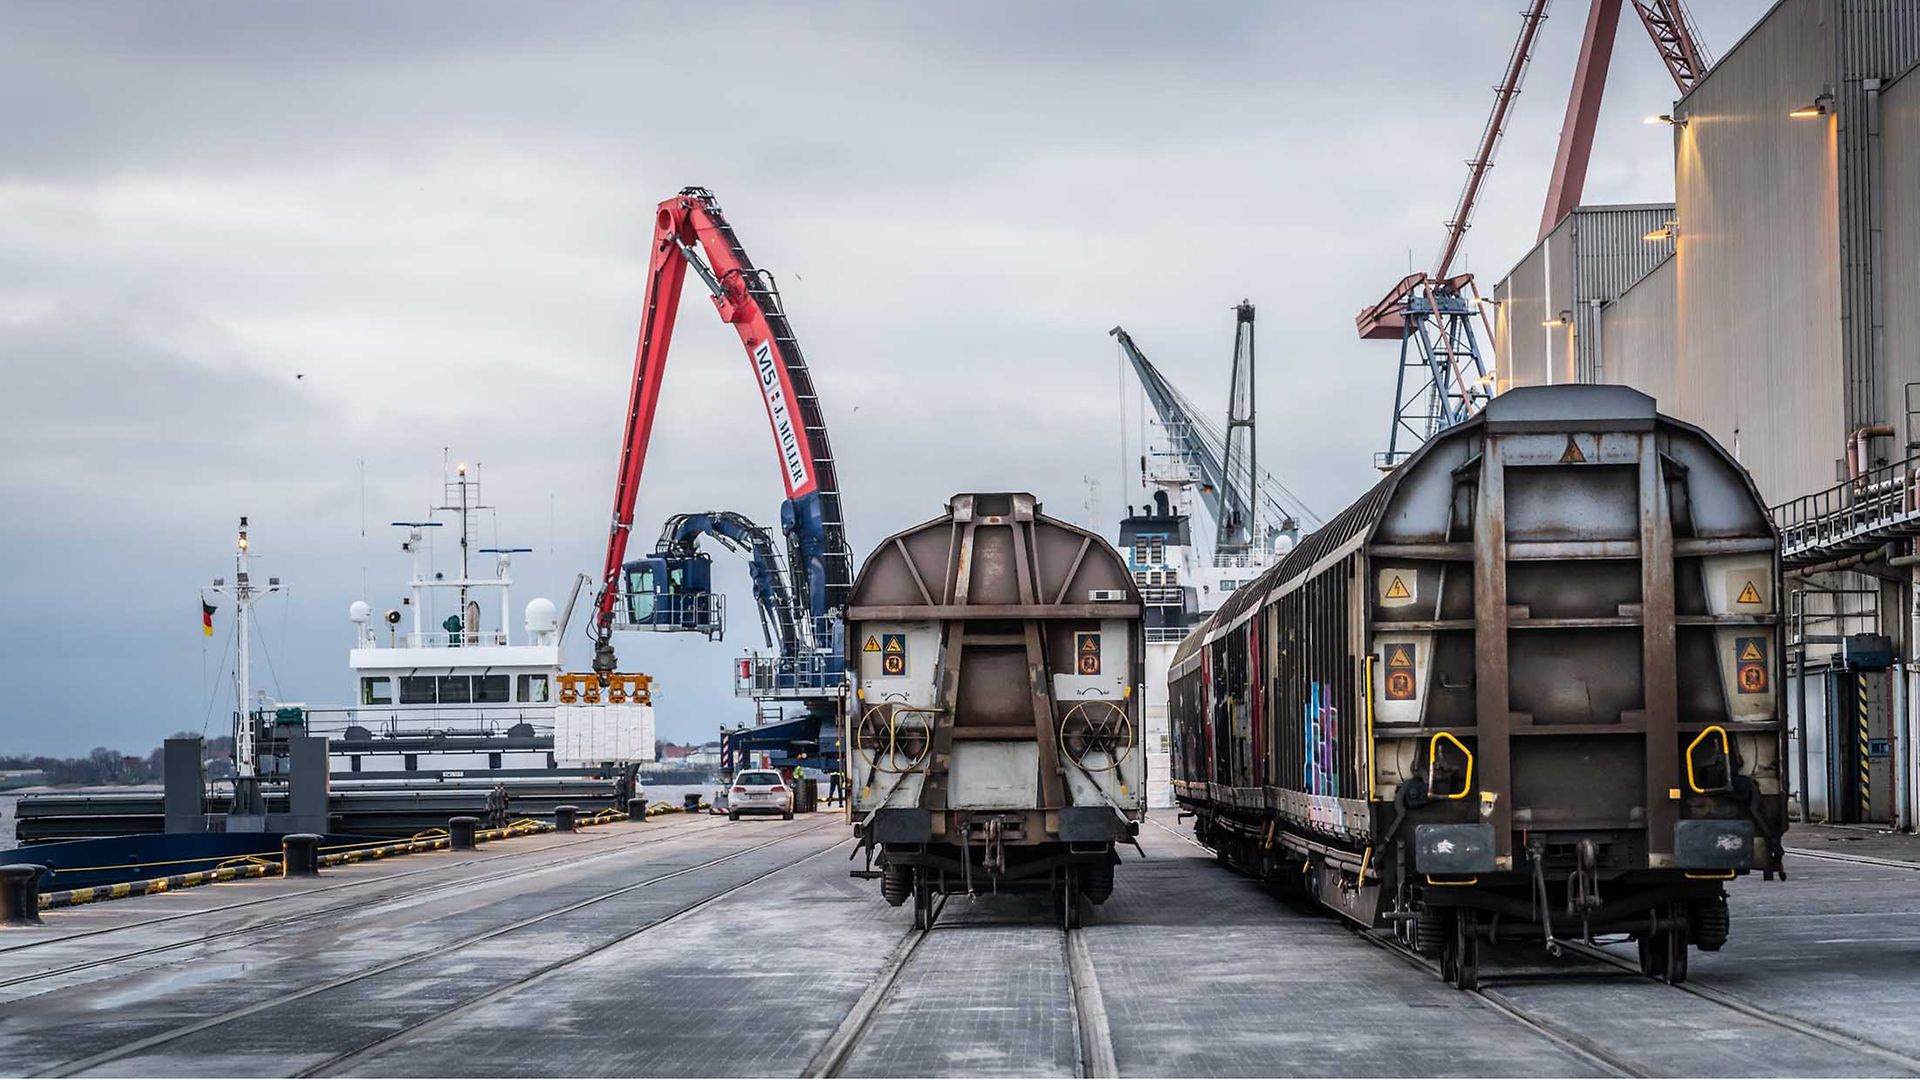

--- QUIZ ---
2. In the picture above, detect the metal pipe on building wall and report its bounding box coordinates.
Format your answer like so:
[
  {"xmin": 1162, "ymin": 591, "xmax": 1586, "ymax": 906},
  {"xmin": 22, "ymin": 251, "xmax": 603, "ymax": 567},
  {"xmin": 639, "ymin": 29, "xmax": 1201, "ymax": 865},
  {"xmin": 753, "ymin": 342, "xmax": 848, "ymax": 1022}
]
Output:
[
  {"xmin": 1847, "ymin": 424, "xmax": 1897, "ymax": 479},
  {"xmin": 1797, "ymin": 595, "xmax": 1813, "ymax": 823}
]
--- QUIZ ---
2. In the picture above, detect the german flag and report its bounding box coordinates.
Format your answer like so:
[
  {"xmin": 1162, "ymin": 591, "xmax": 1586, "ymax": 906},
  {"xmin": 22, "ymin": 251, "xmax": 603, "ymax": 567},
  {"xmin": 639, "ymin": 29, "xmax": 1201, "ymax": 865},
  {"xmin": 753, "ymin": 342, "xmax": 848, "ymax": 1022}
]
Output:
[{"xmin": 202, "ymin": 601, "xmax": 217, "ymax": 637}]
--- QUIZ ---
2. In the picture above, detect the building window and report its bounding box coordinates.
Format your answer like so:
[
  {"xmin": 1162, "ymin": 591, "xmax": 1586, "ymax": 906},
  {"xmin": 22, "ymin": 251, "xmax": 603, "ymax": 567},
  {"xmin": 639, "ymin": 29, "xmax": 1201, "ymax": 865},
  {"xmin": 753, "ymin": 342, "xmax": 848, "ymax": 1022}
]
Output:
[
  {"xmin": 474, "ymin": 674, "xmax": 510, "ymax": 703},
  {"xmin": 1132, "ymin": 538, "xmax": 1150, "ymax": 566},
  {"xmin": 1148, "ymin": 537, "xmax": 1165, "ymax": 564},
  {"xmin": 399, "ymin": 676, "xmax": 437, "ymax": 705},
  {"xmin": 518, "ymin": 673, "xmax": 550, "ymax": 703},
  {"xmin": 438, "ymin": 675, "xmax": 473, "ymax": 704},
  {"xmin": 361, "ymin": 677, "xmax": 392, "ymax": 706}
]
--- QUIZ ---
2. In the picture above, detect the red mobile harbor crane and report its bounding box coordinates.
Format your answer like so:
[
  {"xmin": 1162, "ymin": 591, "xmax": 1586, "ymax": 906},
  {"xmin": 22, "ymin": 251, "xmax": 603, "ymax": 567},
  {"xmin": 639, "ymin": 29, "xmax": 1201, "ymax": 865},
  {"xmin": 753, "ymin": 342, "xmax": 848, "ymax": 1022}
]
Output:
[{"xmin": 584, "ymin": 187, "xmax": 854, "ymax": 766}]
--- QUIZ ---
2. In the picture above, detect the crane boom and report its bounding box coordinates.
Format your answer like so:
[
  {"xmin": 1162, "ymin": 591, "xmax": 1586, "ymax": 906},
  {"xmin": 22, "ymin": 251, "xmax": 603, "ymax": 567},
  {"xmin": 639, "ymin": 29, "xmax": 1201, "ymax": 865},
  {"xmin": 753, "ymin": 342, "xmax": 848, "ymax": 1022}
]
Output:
[
  {"xmin": 593, "ymin": 187, "xmax": 852, "ymax": 676},
  {"xmin": 1110, "ymin": 325, "xmax": 1319, "ymax": 537},
  {"xmin": 1540, "ymin": 0, "xmax": 1713, "ymax": 238},
  {"xmin": 1438, "ymin": 0, "xmax": 1552, "ymax": 281},
  {"xmin": 653, "ymin": 511, "xmax": 799, "ymax": 656}
]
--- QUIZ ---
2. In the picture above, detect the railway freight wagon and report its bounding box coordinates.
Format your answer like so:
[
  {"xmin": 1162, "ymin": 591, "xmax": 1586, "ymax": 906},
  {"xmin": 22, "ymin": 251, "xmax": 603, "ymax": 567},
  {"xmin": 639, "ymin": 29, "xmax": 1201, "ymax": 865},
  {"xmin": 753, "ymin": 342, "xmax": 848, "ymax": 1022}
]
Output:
[
  {"xmin": 1170, "ymin": 385, "xmax": 1787, "ymax": 988},
  {"xmin": 846, "ymin": 492, "xmax": 1146, "ymax": 929}
]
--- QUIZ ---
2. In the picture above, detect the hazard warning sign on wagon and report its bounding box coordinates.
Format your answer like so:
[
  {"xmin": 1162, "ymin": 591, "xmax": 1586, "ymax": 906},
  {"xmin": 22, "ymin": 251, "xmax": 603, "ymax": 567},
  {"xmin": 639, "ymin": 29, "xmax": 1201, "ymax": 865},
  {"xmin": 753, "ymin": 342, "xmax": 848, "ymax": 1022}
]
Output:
[
  {"xmin": 1736, "ymin": 580, "xmax": 1762, "ymax": 605},
  {"xmin": 1076, "ymin": 632, "xmax": 1102, "ymax": 676},
  {"xmin": 1384, "ymin": 642, "xmax": 1417, "ymax": 701},
  {"xmin": 1378, "ymin": 568, "xmax": 1418, "ymax": 608},
  {"xmin": 881, "ymin": 633, "xmax": 907, "ymax": 676},
  {"xmin": 863, "ymin": 635, "xmax": 881, "ymax": 653},
  {"xmin": 1735, "ymin": 636, "xmax": 1768, "ymax": 694}
]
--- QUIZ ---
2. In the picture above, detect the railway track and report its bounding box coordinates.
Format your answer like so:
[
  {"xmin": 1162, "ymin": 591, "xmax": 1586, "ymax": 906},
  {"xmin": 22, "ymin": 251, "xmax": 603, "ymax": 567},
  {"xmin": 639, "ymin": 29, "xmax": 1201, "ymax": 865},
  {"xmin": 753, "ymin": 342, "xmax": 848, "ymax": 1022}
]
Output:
[
  {"xmin": 803, "ymin": 896, "xmax": 1117, "ymax": 1079},
  {"xmin": 1558, "ymin": 940, "xmax": 1920, "ymax": 1076},
  {"xmin": 1362, "ymin": 930, "xmax": 1920, "ymax": 1077},
  {"xmin": 0, "ymin": 814, "xmax": 727, "ymax": 959},
  {"xmin": 0, "ymin": 817, "xmax": 731, "ymax": 997},
  {"xmin": 26, "ymin": 820, "xmax": 841, "ymax": 1079},
  {"xmin": 1168, "ymin": 811, "xmax": 1920, "ymax": 1076},
  {"xmin": 1785, "ymin": 845, "xmax": 1920, "ymax": 872}
]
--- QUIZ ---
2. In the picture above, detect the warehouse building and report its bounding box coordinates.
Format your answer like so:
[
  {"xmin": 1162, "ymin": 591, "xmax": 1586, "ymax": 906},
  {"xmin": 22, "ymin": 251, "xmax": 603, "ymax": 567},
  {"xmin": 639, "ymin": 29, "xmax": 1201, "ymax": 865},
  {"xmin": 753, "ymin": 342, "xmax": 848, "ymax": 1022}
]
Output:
[{"xmin": 1494, "ymin": 0, "xmax": 1920, "ymax": 831}]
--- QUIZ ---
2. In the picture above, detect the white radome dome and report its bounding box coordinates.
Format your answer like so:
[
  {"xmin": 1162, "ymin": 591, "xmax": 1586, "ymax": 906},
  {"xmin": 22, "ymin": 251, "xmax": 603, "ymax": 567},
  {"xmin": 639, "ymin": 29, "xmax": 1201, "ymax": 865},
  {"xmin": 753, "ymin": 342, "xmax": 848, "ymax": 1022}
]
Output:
[
  {"xmin": 1272, "ymin": 534, "xmax": 1297, "ymax": 557},
  {"xmin": 525, "ymin": 597, "xmax": 558, "ymax": 635},
  {"xmin": 349, "ymin": 600, "xmax": 372, "ymax": 624}
]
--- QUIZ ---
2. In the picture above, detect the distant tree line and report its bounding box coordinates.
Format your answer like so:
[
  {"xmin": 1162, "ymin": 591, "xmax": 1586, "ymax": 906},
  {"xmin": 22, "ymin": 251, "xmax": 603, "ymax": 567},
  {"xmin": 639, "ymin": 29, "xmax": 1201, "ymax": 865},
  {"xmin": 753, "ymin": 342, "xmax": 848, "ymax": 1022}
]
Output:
[{"xmin": 0, "ymin": 732, "xmax": 234, "ymax": 787}]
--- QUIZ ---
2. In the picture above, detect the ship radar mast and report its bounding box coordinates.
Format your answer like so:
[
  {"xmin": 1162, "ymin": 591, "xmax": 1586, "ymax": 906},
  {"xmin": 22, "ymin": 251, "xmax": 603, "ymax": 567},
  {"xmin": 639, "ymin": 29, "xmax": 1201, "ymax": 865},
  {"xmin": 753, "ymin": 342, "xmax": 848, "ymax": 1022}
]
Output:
[{"xmin": 202, "ymin": 516, "xmax": 281, "ymax": 821}]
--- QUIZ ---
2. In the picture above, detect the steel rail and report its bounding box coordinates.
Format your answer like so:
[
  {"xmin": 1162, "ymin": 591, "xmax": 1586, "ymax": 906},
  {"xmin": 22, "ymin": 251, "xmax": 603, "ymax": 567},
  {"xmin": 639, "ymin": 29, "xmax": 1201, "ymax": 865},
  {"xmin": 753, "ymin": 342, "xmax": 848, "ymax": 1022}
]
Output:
[
  {"xmin": 1560, "ymin": 940, "xmax": 1920, "ymax": 1074},
  {"xmin": 0, "ymin": 816, "xmax": 723, "ymax": 961},
  {"xmin": 1359, "ymin": 931, "xmax": 1644, "ymax": 1078},
  {"xmin": 31, "ymin": 821, "xmax": 838, "ymax": 1078},
  {"xmin": 1175, "ymin": 813, "xmax": 1638, "ymax": 1077},
  {"xmin": 1784, "ymin": 845, "xmax": 1920, "ymax": 872},
  {"xmin": 803, "ymin": 911, "xmax": 942, "ymax": 1078},
  {"xmin": 1064, "ymin": 925, "xmax": 1117, "ymax": 1079},
  {"xmin": 803, "ymin": 895, "xmax": 1116, "ymax": 1078},
  {"xmin": 302, "ymin": 827, "xmax": 852, "ymax": 1079}
]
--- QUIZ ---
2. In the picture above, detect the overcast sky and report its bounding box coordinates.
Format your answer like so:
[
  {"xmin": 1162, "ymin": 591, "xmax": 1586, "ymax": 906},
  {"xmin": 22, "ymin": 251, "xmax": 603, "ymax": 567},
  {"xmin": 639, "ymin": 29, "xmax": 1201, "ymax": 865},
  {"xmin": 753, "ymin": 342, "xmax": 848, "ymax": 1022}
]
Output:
[{"xmin": 0, "ymin": 1, "xmax": 1767, "ymax": 757}]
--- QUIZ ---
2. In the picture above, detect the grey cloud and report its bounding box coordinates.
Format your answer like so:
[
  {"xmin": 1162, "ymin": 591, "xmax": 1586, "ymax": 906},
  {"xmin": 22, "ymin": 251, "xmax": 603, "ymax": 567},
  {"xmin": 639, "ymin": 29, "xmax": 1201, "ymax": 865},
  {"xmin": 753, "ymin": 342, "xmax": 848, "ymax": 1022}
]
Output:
[{"xmin": 1, "ymin": 1, "xmax": 1766, "ymax": 755}]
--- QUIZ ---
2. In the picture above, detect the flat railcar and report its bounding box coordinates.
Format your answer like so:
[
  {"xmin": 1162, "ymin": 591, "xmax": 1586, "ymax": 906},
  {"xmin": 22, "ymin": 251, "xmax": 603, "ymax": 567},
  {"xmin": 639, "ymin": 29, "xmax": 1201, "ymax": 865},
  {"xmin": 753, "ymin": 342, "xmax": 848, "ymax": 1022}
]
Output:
[
  {"xmin": 1171, "ymin": 385, "xmax": 1787, "ymax": 987},
  {"xmin": 847, "ymin": 492, "xmax": 1146, "ymax": 929}
]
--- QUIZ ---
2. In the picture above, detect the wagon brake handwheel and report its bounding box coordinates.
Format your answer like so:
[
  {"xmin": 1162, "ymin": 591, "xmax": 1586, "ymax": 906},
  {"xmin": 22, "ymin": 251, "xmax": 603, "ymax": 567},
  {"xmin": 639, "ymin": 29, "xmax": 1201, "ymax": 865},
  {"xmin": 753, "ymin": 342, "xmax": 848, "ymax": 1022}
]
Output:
[{"xmin": 1059, "ymin": 700, "xmax": 1133, "ymax": 771}]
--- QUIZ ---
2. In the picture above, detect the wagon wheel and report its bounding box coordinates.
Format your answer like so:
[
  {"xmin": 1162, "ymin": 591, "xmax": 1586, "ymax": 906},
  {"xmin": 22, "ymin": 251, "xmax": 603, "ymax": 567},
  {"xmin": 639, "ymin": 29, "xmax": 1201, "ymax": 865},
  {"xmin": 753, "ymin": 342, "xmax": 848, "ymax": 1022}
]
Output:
[{"xmin": 1059, "ymin": 701, "xmax": 1133, "ymax": 771}]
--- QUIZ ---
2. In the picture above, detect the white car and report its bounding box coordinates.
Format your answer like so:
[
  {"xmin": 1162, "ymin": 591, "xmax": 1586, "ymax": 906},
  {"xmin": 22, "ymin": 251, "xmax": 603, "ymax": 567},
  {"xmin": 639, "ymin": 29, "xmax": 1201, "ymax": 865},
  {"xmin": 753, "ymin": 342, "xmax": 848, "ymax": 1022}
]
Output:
[{"xmin": 727, "ymin": 769, "xmax": 794, "ymax": 821}]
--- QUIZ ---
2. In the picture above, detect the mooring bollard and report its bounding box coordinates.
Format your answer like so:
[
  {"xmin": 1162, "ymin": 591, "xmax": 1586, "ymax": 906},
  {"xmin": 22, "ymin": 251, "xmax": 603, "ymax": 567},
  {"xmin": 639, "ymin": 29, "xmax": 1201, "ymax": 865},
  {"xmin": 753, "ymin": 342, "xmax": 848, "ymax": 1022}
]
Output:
[
  {"xmin": 282, "ymin": 834, "xmax": 323, "ymax": 877},
  {"xmin": 449, "ymin": 815, "xmax": 480, "ymax": 850},
  {"xmin": 627, "ymin": 797, "xmax": 648, "ymax": 822},
  {"xmin": 684, "ymin": 792, "xmax": 702, "ymax": 813},
  {"xmin": 554, "ymin": 804, "xmax": 578, "ymax": 833},
  {"xmin": 0, "ymin": 865, "xmax": 45, "ymax": 926}
]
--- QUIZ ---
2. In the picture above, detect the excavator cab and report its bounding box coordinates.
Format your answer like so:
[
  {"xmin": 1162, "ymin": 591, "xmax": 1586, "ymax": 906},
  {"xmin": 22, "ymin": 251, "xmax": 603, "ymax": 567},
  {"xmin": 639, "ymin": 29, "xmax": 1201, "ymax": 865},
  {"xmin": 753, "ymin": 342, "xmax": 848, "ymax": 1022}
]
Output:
[{"xmin": 620, "ymin": 554, "xmax": 724, "ymax": 638}]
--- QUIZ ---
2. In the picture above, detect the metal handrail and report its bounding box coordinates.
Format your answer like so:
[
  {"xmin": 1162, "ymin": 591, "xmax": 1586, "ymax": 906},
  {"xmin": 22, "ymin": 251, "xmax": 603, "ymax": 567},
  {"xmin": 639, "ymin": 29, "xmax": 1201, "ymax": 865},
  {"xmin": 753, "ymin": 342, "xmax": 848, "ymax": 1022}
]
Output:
[{"xmin": 1769, "ymin": 455, "xmax": 1920, "ymax": 559}]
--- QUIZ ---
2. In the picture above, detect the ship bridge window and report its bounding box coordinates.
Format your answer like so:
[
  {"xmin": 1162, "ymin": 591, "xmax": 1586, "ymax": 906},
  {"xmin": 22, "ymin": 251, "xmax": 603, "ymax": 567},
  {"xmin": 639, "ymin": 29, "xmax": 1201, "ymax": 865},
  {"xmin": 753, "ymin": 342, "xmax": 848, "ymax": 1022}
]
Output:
[
  {"xmin": 361, "ymin": 677, "xmax": 391, "ymax": 706},
  {"xmin": 399, "ymin": 676, "xmax": 436, "ymax": 705},
  {"xmin": 437, "ymin": 675, "xmax": 472, "ymax": 704},
  {"xmin": 518, "ymin": 673, "xmax": 550, "ymax": 703},
  {"xmin": 474, "ymin": 674, "xmax": 509, "ymax": 704}
]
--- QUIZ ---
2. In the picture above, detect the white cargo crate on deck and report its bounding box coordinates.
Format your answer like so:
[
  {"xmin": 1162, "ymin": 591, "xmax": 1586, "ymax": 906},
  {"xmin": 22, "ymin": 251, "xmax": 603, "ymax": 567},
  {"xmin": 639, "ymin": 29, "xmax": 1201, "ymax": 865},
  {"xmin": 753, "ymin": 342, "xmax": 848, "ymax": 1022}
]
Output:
[{"xmin": 553, "ymin": 704, "xmax": 657, "ymax": 764}]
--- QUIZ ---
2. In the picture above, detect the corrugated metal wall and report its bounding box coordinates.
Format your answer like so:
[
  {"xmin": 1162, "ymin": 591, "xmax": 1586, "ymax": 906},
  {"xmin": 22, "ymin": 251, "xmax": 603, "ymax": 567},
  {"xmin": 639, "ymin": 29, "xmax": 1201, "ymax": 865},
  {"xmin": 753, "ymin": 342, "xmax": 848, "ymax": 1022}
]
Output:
[
  {"xmin": 1569, "ymin": 205, "xmax": 1679, "ymax": 382},
  {"xmin": 1493, "ymin": 229, "xmax": 1558, "ymax": 390},
  {"xmin": 1838, "ymin": 1, "xmax": 1920, "ymax": 433},
  {"xmin": 1669, "ymin": 0, "xmax": 1847, "ymax": 503},
  {"xmin": 1494, "ymin": 205, "xmax": 1672, "ymax": 389},
  {"xmin": 1881, "ymin": 64, "xmax": 1920, "ymax": 446},
  {"xmin": 1600, "ymin": 255, "xmax": 1679, "ymax": 410}
]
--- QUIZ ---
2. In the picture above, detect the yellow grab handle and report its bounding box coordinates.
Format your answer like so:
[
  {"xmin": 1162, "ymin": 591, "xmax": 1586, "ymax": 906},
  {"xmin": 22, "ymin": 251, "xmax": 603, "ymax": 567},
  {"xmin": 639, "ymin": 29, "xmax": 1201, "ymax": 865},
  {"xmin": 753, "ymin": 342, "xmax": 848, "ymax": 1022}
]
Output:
[
  {"xmin": 1685, "ymin": 724, "xmax": 1731, "ymax": 793},
  {"xmin": 1428, "ymin": 731, "xmax": 1474, "ymax": 800}
]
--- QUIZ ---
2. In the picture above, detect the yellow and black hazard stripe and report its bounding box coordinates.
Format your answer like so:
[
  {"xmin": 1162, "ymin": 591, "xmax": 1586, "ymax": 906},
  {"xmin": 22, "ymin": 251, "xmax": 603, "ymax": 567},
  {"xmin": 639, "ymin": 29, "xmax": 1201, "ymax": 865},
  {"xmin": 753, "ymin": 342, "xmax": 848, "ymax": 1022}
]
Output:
[{"xmin": 1859, "ymin": 672, "xmax": 1872, "ymax": 812}]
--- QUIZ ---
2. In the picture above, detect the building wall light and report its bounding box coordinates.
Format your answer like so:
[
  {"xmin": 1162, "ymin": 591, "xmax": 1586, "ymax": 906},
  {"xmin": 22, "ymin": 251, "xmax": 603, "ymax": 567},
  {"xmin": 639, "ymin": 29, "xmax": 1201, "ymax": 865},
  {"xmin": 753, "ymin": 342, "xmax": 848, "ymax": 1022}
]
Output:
[
  {"xmin": 1643, "ymin": 221, "xmax": 1676, "ymax": 242},
  {"xmin": 1790, "ymin": 92, "xmax": 1835, "ymax": 118},
  {"xmin": 1645, "ymin": 113, "xmax": 1683, "ymax": 126}
]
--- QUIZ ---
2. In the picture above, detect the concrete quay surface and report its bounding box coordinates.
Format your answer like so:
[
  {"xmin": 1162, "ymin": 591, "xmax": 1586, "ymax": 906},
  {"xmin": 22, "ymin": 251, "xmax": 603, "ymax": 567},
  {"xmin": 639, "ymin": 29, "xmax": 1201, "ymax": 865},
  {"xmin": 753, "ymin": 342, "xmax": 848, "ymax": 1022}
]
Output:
[{"xmin": 0, "ymin": 810, "xmax": 1915, "ymax": 1078}]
